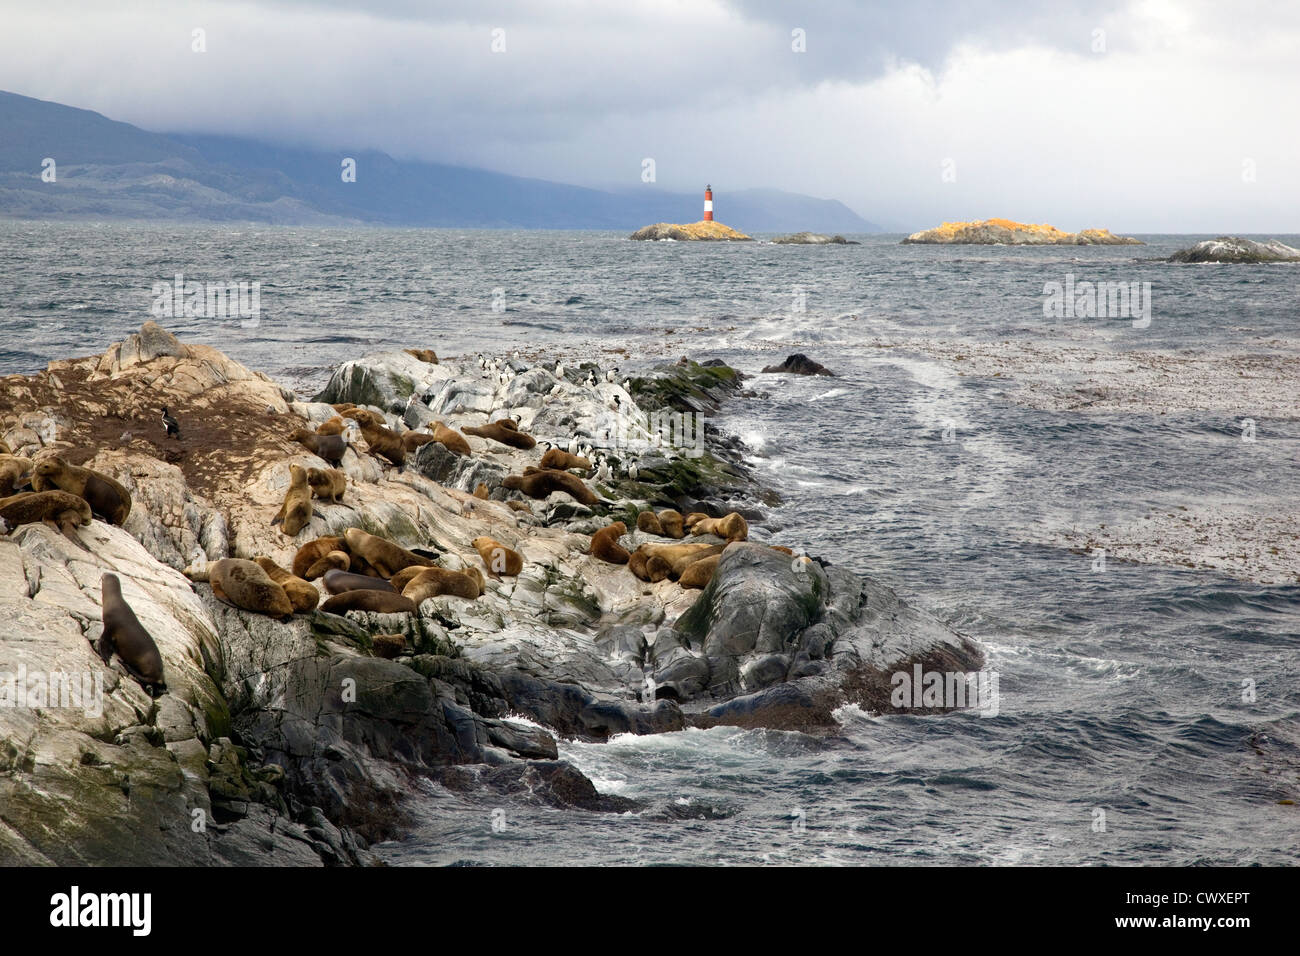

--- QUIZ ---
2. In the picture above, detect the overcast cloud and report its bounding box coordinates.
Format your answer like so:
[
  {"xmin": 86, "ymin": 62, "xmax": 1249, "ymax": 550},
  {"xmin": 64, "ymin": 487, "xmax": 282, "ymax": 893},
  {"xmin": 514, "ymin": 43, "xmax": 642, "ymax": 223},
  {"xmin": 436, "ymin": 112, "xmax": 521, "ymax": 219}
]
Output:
[{"xmin": 1, "ymin": 0, "xmax": 1297, "ymax": 230}]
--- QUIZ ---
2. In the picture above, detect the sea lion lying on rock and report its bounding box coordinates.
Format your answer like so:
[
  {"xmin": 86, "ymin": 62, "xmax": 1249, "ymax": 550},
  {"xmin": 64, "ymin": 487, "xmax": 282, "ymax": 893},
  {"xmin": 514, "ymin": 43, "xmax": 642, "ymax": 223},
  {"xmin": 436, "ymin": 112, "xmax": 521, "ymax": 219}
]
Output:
[
  {"xmin": 209, "ymin": 558, "xmax": 294, "ymax": 620},
  {"xmin": 472, "ymin": 535, "xmax": 523, "ymax": 576},
  {"xmin": 404, "ymin": 348, "xmax": 438, "ymax": 364},
  {"xmin": 678, "ymin": 553, "xmax": 721, "ymax": 589},
  {"xmin": 402, "ymin": 565, "xmax": 485, "ymax": 602},
  {"xmin": 289, "ymin": 427, "xmax": 347, "ymax": 466},
  {"xmin": 503, "ymin": 467, "xmax": 598, "ymax": 505},
  {"xmin": 401, "ymin": 430, "xmax": 440, "ymax": 453},
  {"xmin": 657, "ymin": 509, "xmax": 686, "ymax": 538},
  {"xmin": 306, "ymin": 466, "xmax": 346, "ymax": 503},
  {"xmin": 632, "ymin": 542, "xmax": 722, "ymax": 581},
  {"xmin": 320, "ymin": 590, "xmax": 417, "ymax": 616},
  {"xmin": 344, "ymin": 527, "xmax": 435, "ymax": 578},
  {"xmin": 0, "ymin": 455, "xmax": 33, "ymax": 496},
  {"xmin": 323, "ymin": 568, "xmax": 396, "ymax": 595},
  {"xmin": 430, "ymin": 422, "xmax": 471, "ymax": 456},
  {"xmin": 464, "ymin": 420, "xmax": 536, "ymax": 450},
  {"xmin": 541, "ymin": 448, "xmax": 591, "ymax": 471},
  {"xmin": 357, "ymin": 421, "xmax": 406, "ymax": 467},
  {"xmin": 272, "ymin": 463, "xmax": 313, "ymax": 536},
  {"xmin": 636, "ymin": 511, "xmax": 664, "ymax": 535},
  {"xmin": 590, "ymin": 521, "xmax": 630, "ymax": 564},
  {"xmin": 30, "ymin": 457, "xmax": 131, "ymax": 526},
  {"xmin": 0, "ymin": 490, "xmax": 92, "ymax": 536},
  {"xmin": 99, "ymin": 573, "xmax": 166, "ymax": 695},
  {"xmin": 317, "ymin": 416, "xmax": 347, "ymax": 436},
  {"xmin": 628, "ymin": 549, "xmax": 674, "ymax": 583},
  {"xmin": 371, "ymin": 633, "xmax": 407, "ymax": 658},
  {"xmin": 293, "ymin": 535, "xmax": 349, "ymax": 579},
  {"xmin": 474, "ymin": 483, "xmax": 490, "ymax": 499},
  {"xmin": 253, "ymin": 556, "xmax": 320, "ymax": 612},
  {"xmin": 687, "ymin": 511, "xmax": 748, "ymax": 542}
]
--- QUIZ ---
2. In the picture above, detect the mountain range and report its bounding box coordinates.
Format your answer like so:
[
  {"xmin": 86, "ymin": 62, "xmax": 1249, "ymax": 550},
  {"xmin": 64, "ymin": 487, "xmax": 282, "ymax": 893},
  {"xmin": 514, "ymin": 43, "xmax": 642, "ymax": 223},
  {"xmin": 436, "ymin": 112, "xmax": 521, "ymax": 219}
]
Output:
[{"xmin": 0, "ymin": 90, "xmax": 879, "ymax": 232}]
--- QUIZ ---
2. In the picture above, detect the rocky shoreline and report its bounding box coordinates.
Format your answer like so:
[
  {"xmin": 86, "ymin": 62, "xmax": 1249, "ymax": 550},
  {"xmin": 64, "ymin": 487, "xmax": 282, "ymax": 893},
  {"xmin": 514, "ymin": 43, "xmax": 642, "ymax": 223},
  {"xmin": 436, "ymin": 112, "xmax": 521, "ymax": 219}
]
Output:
[
  {"xmin": 0, "ymin": 324, "xmax": 981, "ymax": 865},
  {"xmin": 903, "ymin": 219, "xmax": 1142, "ymax": 245}
]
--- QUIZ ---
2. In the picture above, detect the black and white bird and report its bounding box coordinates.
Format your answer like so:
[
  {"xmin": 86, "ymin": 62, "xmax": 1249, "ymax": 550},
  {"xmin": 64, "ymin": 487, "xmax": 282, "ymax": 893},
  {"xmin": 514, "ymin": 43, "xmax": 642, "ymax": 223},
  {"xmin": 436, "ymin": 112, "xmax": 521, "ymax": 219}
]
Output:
[
  {"xmin": 161, "ymin": 407, "xmax": 181, "ymax": 440},
  {"xmin": 554, "ymin": 360, "xmax": 565, "ymax": 378},
  {"xmin": 585, "ymin": 372, "xmax": 597, "ymax": 388},
  {"xmin": 605, "ymin": 367, "xmax": 618, "ymax": 383},
  {"xmin": 567, "ymin": 437, "xmax": 579, "ymax": 456},
  {"xmin": 621, "ymin": 378, "xmax": 632, "ymax": 391},
  {"xmin": 595, "ymin": 457, "xmax": 612, "ymax": 482},
  {"xmin": 627, "ymin": 459, "xmax": 639, "ymax": 481}
]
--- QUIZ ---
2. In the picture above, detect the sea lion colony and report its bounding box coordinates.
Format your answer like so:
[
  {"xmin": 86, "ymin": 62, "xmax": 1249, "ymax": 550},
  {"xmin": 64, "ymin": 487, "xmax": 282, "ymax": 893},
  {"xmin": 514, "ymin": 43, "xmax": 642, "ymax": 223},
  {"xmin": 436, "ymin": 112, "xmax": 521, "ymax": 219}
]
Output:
[{"xmin": 1, "ymin": 347, "xmax": 799, "ymax": 700}]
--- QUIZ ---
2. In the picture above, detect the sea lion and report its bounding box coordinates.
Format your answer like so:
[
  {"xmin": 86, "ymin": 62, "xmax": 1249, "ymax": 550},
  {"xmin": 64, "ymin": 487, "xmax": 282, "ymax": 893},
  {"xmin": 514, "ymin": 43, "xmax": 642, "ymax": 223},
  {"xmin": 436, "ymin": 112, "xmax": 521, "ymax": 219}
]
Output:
[
  {"xmin": 320, "ymin": 589, "xmax": 417, "ymax": 616},
  {"xmin": 317, "ymin": 416, "xmax": 347, "ymax": 436},
  {"xmin": 341, "ymin": 408, "xmax": 386, "ymax": 427},
  {"xmin": 29, "ymin": 457, "xmax": 132, "ymax": 527},
  {"xmin": 638, "ymin": 541, "xmax": 721, "ymax": 578},
  {"xmin": 292, "ymin": 535, "xmax": 348, "ymax": 579},
  {"xmin": 0, "ymin": 455, "xmax": 33, "ymax": 496},
  {"xmin": 679, "ymin": 553, "xmax": 721, "ymax": 589},
  {"xmin": 98, "ymin": 573, "xmax": 166, "ymax": 695},
  {"xmin": 657, "ymin": 509, "xmax": 685, "ymax": 538},
  {"xmin": 463, "ymin": 420, "xmax": 536, "ymax": 450},
  {"xmin": 357, "ymin": 421, "xmax": 406, "ymax": 467},
  {"xmin": 636, "ymin": 511, "xmax": 664, "ymax": 535},
  {"xmin": 322, "ymin": 568, "xmax": 396, "ymax": 595},
  {"xmin": 388, "ymin": 564, "xmax": 429, "ymax": 592},
  {"xmin": 474, "ymin": 483, "xmax": 490, "ymax": 499},
  {"xmin": 401, "ymin": 430, "xmax": 440, "ymax": 453},
  {"xmin": 289, "ymin": 427, "xmax": 347, "ymax": 466},
  {"xmin": 306, "ymin": 466, "xmax": 347, "ymax": 503},
  {"xmin": 272, "ymin": 464, "xmax": 313, "ymax": 536},
  {"xmin": 590, "ymin": 521, "xmax": 630, "ymax": 564},
  {"xmin": 430, "ymin": 422, "xmax": 472, "ymax": 456},
  {"xmin": 402, "ymin": 565, "xmax": 485, "ymax": 603},
  {"xmin": 540, "ymin": 447, "xmax": 592, "ymax": 471},
  {"xmin": 0, "ymin": 440, "xmax": 10, "ymax": 454},
  {"xmin": 343, "ymin": 528, "xmax": 435, "ymax": 579},
  {"xmin": 371, "ymin": 633, "xmax": 407, "ymax": 659},
  {"xmin": 209, "ymin": 558, "xmax": 294, "ymax": 620},
  {"xmin": 506, "ymin": 500, "xmax": 532, "ymax": 513},
  {"xmin": 0, "ymin": 490, "xmax": 92, "ymax": 535},
  {"xmin": 404, "ymin": 348, "xmax": 438, "ymax": 364},
  {"xmin": 253, "ymin": 556, "xmax": 320, "ymax": 613},
  {"xmin": 769, "ymin": 545, "xmax": 794, "ymax": 556},
  {"xmin": 307, "ymin": 550, "xmax": 350, "ymax": 578},
  {"xmin": 503, "ymin": 468, "xmax": 597, "ymax": 505},
  {"xmin": 628, "ymin": 548, "xmax": 674, "ymax": 583},
  {"xmin": 687, "ymin": 511, "xmax": 749, "ymax": 542},
  {"xmin": 472, "ymin": 535, "xmax": 523, "ymax": 576}
]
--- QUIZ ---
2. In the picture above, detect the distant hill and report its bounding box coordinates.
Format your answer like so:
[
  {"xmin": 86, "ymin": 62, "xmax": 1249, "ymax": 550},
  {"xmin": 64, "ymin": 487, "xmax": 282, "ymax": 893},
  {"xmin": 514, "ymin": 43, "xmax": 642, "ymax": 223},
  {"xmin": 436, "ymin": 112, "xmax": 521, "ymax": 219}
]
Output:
[{"xmin": 0, "ymin": 90, "xmax": 880, "ymax": 232}]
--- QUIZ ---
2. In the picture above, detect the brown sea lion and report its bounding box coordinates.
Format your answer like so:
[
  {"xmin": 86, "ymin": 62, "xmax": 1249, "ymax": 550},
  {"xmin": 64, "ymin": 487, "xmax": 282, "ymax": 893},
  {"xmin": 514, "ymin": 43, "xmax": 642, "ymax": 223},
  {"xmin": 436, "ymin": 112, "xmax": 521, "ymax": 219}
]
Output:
[
  {"xmin": 30, "ymin": 457, "xmax": 132, "ymax": 526},
  {"xmin": 307, "ymin": 551, "xmax": 350, "ymax": 578},
  {"xmin": 402, "ymin": 565, "xmax": 485, "ymax": 603},
  {"xmin": 506, "ymin": 500, "xmax": 532, "ymax": 513},
  {"xmin": 253, "ymin": 556, "xmax": 320, "ymax": 613},
  {"xmin": 638, "ymin": 541, "xmax": 721, "ymax": 578},
  {"xmin": 341, "ymin": 407, "xmax": 386, "ymax": 427},
  {"xmin": 404, "ymin": 348, "xmax": 438, "ymax": 364},
  {"xmin": 472, "ymin": 535, "xmax": 523, "ymax": 576},
  {"xmin": 540, "ymin": 448, "xmax": 592, "ymax": 471},
  {"xmin": 306, "ymin": 466, "xmax": 347, "ymax": 503},
  {"xmin": 503, "ymin": 468, "xmax": 597, "ymax": 505},
  {"xmin": 323, "ymin": 568, "xmax": 397, "ymax": 595},
  {"xmin": 636, "ymin": 510, "xmax": 664, "ymax": 535},
  {"xmin": 320, "ymin": 589, "xmax": 417, "ymax": 616},
  {"xmin": 0, "ymin": 490, "xmax": 92, "ymax": 535},
  {"xmin": 0, "ymin": 455, "xmax": 33, "ymax": 496},
  {"xmin": 209, "ymin": 558, "xmax": 294, "ymax": 620},
  {"xmin": 371, "ymin": 633, "xmax": 407, "ymax": 658},
  {"xmin": 679, "ymin": 554, "xmax": 721, "ymax": 589},
  {"xmin": 590, "ymin": 521, "xmax": 630, "ymax": 564},
  {"xmin": 769, "ymin": 545, "xmax": 794, "ymax": 556},
  {"xmin": 317, "ymin": 416, "xmax": 347, "ymax": 436},
  {"xmin": 687, "ymin": 511, "xmax": 749, "ymax": 542},
  {"xmin": 401, "ymin": 430, "xmax": 440, "ymax": 453},
  {"xmin": 657, "ymin": 509, "xmax": 685, "ymax": 538},
  {"xmin": 99, "ymin": 573, "xmax": 166, "ymax": 695},
  {"xmin": 343, "ymin": 528, "xmax": 435, "ymax": 579},
  {"xmin": 272, "ymin": 464, "xmax": 313, "ymax": 536},
  {"xmin": 0, "ymin": 440, "xmax": 10, "ymax": 455},
  {"xmin": 429, "ymin": 422, "xmax": 472, "ymax": 456},
  {"xmin": 463, "ymin": 420, "xmax": 537, "ymax": 450},
  {"xmin": 292, "ymin": 535, "xmax": 348, "ymax": 579},
  {"xmin": 357, "ymin": 422, "xmax": 406, "ymax": 467},
  {"xmin": 289, "ymin": 427, "xmax": 347, "ymax": 466},
  {"xmin": 474, "ymin": 483, "xmax": 490, "ymax": 499}
]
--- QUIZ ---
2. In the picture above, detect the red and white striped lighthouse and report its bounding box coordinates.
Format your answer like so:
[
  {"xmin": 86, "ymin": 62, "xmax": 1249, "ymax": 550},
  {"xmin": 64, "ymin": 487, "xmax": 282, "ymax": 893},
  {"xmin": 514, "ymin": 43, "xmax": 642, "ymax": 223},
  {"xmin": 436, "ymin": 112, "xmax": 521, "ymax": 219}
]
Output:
[{"xmin": 702, "ymin": 184, "xmax": 714, "ymax": 222}]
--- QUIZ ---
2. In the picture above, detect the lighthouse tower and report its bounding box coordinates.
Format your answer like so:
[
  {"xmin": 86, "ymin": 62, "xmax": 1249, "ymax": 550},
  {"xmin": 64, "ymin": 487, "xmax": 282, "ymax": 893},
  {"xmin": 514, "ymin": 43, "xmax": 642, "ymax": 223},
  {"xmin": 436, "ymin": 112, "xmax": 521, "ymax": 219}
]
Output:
[{"xmin": 703, "ymin": 185, "xmax": 714, "ymax": 222}]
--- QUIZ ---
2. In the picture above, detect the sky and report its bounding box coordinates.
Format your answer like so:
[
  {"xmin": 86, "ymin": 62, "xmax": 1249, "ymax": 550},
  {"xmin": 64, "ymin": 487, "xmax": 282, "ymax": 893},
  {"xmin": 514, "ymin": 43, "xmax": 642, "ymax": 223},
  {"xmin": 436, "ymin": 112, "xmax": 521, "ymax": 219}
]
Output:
[{"xmin": 1, "ymin": 0, "xmax": 1297, "ymax": 231}]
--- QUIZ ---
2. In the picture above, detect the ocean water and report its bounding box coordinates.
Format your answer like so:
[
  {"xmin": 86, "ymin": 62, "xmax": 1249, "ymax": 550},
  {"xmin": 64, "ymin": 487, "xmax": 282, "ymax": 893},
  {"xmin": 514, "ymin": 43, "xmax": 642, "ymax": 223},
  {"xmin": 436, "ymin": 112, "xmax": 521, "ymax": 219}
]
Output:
[{"xmin": 2, "ymin": 220, "xmax": 1297, "ymax": 865}]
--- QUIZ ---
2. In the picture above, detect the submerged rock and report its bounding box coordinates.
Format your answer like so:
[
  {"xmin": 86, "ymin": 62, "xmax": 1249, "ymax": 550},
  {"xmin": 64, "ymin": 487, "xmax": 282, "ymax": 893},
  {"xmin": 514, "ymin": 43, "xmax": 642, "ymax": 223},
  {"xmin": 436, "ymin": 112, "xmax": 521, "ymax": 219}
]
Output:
[
  {"xmin": 1167, "ymin": 236, "xmax": 1300, "ymax": 263},
  {"xmin": 771, "ymin": 232, "xmax": 859, "ymax": 245},
  {"xmin": 761, "ymin": 353, "xmax": 833, "ymax": 376}
]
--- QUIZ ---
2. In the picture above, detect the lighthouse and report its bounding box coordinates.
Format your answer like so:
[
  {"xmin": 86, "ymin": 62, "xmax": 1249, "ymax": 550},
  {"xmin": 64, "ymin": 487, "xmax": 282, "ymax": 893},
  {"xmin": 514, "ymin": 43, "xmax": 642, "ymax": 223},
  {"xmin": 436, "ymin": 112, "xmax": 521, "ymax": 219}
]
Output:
[{"xmin": 703, "ymin": 184, "xmax": 713, "ymax": 222}]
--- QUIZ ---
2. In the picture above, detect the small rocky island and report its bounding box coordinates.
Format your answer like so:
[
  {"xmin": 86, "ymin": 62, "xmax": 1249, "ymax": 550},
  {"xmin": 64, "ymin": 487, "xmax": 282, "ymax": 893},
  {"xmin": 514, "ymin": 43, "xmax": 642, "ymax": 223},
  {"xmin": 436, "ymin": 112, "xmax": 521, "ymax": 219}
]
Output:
[
  {"xmin": 0, "ymin": 322, "xmax": 980, "ymax": 865},
  {"xmin": 903, "ymin": 218, "xmax": 1142, "ymax": 245},
  {"xmin": 771, "ymin": 232, "xmax": 859, "ymax": 245},
  {"xmin": 630, "ymin": 221, "xmax": 752, "ymax": 241},
  {"xmin": 1167, "ymin": 236, "xmax": 1300, "ymax": 263}
]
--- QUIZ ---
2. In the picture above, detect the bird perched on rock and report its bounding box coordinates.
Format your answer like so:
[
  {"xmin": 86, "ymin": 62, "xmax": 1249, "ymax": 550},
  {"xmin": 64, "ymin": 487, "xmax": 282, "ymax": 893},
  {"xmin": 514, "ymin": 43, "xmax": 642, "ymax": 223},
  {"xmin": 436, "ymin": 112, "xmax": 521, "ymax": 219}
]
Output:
[
  {"xmin": 606, "ymin": 367, "xmax": 618, "ymax": 382},
  {"xmin": 595, "ymin": 457, "xmax": 611, "ymax": 482},
  {"xmin": 622, "ymin": 378, "xmax": 632, "ymax": 391},
  {"xmin": 628, "ymin": 459, "xmax": 639, "ymax": 481},
  {"xmin": 568, "ymin": 437, "xmax": 579, "ymax": 456},
  {"xmin": 161, "ymin": 407, "xmax": 181, "ymax": 440},
  {"xmin": 585, "ymin": 372, "xmax": 597, "ymax": 388},
  {"xmin": 554, "ymin": 360, "xmax": 565, "ymax": 378}
]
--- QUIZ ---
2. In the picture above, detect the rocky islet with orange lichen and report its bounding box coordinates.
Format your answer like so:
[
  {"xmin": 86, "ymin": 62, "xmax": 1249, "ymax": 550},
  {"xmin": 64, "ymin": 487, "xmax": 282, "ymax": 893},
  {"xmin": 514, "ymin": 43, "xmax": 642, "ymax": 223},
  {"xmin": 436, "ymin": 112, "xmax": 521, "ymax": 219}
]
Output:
[
  {"xmin": 629, "ymin": 220, "xmax": 752, "ymax": 241},
  {"xmin": 902, "ymin": 218, "xmax": 1142, "ymax": 245}
]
